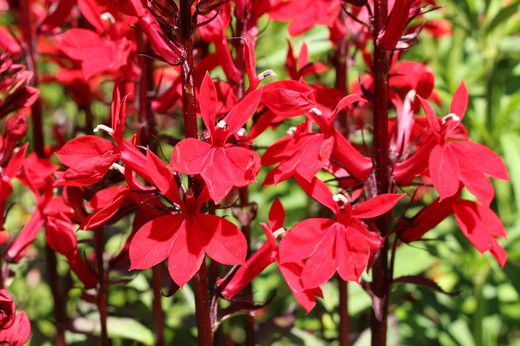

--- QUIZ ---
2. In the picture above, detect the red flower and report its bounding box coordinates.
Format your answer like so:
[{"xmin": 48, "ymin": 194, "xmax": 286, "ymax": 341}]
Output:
[
  {"xmin": 129, "ymin": 150, "xmax": 247, "ymax": 287},
  {"xmin": 170, "ymin": 73, "xmax": 262, "ymax": 202},
  {"xmin": 0, "ymin": 289, "xmax": 31, "ymax": 346},
  {"xmin": 421, "ymin": 83, "xmax": 509, "ymax": 206},
  {"xmin": 279, "ymin": 175, "xmax": 404, "ymax": 288},
  {"xmin": 220, "ymin": 199, "xmax": 323, "ymax": 312}
]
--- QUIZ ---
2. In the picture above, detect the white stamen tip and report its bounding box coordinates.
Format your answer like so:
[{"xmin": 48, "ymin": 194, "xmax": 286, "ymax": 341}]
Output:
[
  {"xmin": 237, "ymin": 128, "xmax": 247, "ymax": 137},
  {"xmin": 109, "ymin": 163, "xmax": 125, "ymax": 175},
  {"xmin": 405, "ymin": 90, "xmax": 416, "ymax": 102},
  {"xmin": 441, "ymin": 113, "xmax": 460, "ymax": 124},
  {"xmin": 93, "ymin": 124, "xmax": 115, "ymax": 136},
  {"xmin": 333, "ymin": 194, "xmax": 349, "ymax": 204},
  {"xmin": 100, "ymin": 12, "xmax": 116, "ymax": 24},
  {"xmin": 216, "ymin": 120, "xmax": 228, "ymax": 129},
  {"xmin": 310, "ymin": 107, "xmax": 322, "ymax": 116},
  {"xmin": 286, "ymin": 127, "xmax": 297, "ymax": 135},
  {"xmin": 273, "ymin": 227, "xmax": 286, "ymax": 238},
  {"xmin": 257, "ymin": 69, "xmax": 276, "ymax": 80}
]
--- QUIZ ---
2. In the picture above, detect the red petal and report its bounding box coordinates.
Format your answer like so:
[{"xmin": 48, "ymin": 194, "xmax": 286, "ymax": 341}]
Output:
[
  {"xmin": 223, "ymin": 87, "xmax": 262, "ymax": 135},
  {"xmin": 449, "ymin": 82, "xmax": 468, "ymax": 119},
  {"xmin": 170, "ymin": 138, "xmax": 212, "ymax": 174},
  {"xmin": 301, "ymin": 226, "xmax": 337, "ymax": 288},
  {"xmin": 269, "ymin": 198, "xmax": 285, "ymax": 231},
  {"xmin": 353, "ymin": 194, "xmax": 405, "ymax": 219},
  {"xmin": 196, "ymin": 214, "xmax": 247, "ymax": 265},
  {"xmin": 294, "ymin": 175, "xmax": 339, "ymax": 214},
  {"xmin": 146, "ymin": 149, "xmax": 183, "ymax": 206},
  {"xmin": 46, "ymin": 216, "xmax": 77, "ymax": 255},
  {"xmin": 56, "ymin": 136, "xmax": 119, "ymax": 167},
  {"xmin": 279, "ymin": 218, "xmax": 336, "ymax": 263},
  {"xmin": 335, "ymin": 228, "xmax": 369, "ymax": 283},
  {"xmin": 450, "ymin": 141, "xmax": 509, "ymax": 181},
  {"xmin": 453, "ymin": 200, "xmax": 507, "ymax": 267},
  {"xmin": 429, "ymin": 145, "xmax": 460, "ymax": 201},
  {"xmin": 279, "ymin": 261, "xmax": 322, "ymax": 313},
  {"xmin": 167, "ymin": 220, "xmax": 205, "ymax": 287},
  {"xmin": 129, "ymin": 215, "xmax": 184, "ymax": 270},
  {"xmin": 199, "ymin": 72, "xmax": 218, "ymax": 135}
]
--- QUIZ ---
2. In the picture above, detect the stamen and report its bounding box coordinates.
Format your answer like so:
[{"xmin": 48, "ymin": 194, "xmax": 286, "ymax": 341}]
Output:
[
  {"xmin": 286, "ymin": 127, "xmax": 297, "ymax": 135},
  {"xmin": 109, "ymin": 163, "xmax": 125, "ymax": 175},
  {"xmin": 100, "ymin": 12, "xmax": 116, "ymax": 24},
  {"xmin": 257, "ymin": 69, "xmax": 277, "ymax": 80},
  {"xmin": 333, "ymin": 194, "xmax": 349, "ymax": 204},
  {"xmin": 93, "ymin": 124, "xmax": 115, "ymax": 136},
  {"xmin": 441, "ymin": 113, "xmax": 460, "ymax": 124},
  {"xmin": 216, "ymin": 120, "xmax": 228, "ymax": 129},
  {"xmin": 273, "ymin": 227, "xmax": 286, "ymax": 238},
  {"xmin": 310, "ymin": 107, "xmax": 322, "ymax": 116},
  {"xmin": 237, "ymin": 128, "xmax": 247, "ymax": 137}
]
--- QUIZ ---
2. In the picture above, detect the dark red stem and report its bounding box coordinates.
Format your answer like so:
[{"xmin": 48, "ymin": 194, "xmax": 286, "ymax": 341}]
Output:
[
  {"xmin": 95, "ymin": 230, "xmax": 109, "ymax": 346},
  {"xmin": 19, "ymin": 0, "xmax": 44, "ymax": 157},
  {"xmin": 369, "ymin": 1, "xmax": 392, "ymax": 345},
  {"xmin": 338, "ymin": 277, "xmax": 350, "ymax": 346},
  {"xmin": 179, "ymin": 1, "xmax": 213, "ymax": 345},
  {"xmin": 152, "ymin": 265, "xmax": 165, "ymax": 346},
  {"xmin": 46, "ymin": 246, "xmax": 67, "ymax": 346},
  {"xmin": 136, "ymin": 32, "xmax": 155, "ymax": 146}
]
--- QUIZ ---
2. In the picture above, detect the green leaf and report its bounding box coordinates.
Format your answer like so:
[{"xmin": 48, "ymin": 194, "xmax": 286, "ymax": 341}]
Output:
[
  {"xmin": 500, "ymin": 133, "xmax": 520, "ymax": 213},
  {"xmin": 71, "ymin": 316, "xmax": 155, "ymax": 345}
]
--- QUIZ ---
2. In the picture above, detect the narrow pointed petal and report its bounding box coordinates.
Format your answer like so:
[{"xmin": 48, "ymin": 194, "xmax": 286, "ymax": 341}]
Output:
[
  {"xmin": 199, "ymin": 72, "xmax": 218, "ymax": 134},
  {"xmin": 335, "ymin": 228, "xmax": 370, "ymax": 283},
  {"xmin": 146, "ymin": 149, "xmax": 182, "ymax": 205},
  {"xmin": 449, "ymin": 82, "xmax": 468, "ymax": 120},
  {"xmin": 279, "ymin": 218, "xmax": 335, "ymax": 263},
  {"xmin": 129, "ymin": 215, "xmax": 184, "ymax": 270},
  {"xmin": 195, "ymin": 214, "xmax": 247, "ymax": 265},
  {"xmin": 301, "ymin": 227, "xmax": 337, "ymax": 289},
  {"xmin": 167, "ymin": 221, "xmax": 205, "ymax": 287},
  {"xmin": 223, "ymin": 87, "xmax": 262, "ymax": 135},
  {"xmin": 170, "ymin": 138, "xmax": 212, "ymax": 174},
  {"xmin": 429, "ymin": 145, "xmax": 460, "ymax": 201},
  {"xmin": 353, "ymin": 194, "xmax": 405, "ymax": 219}
]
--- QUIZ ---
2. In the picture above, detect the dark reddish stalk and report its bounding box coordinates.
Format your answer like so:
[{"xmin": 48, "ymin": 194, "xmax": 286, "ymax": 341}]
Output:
[
  {"xmin": 46, "ymin": 246, "xmax": 67, "ymax": 346},
  {"xmin": 232, "ymin": 10, "xmax": 256, "ymax": 346},
  {"xmin": 19, "ymin": 0, "xmax": 44, "ymax": 158},
  {"xmin": 137, "ymin": 31, "xmax": 165, "ymax": 345},
  {"xmin": 19, "ymin": 2, "xmax": 66, "ymax": 344},
  {"xmin": 136, "ymin": 32, "xmax": 155, "ymax": 146},
  {"xmin": 95, "ymin": 229, "xmax": 109, "ymax": 346},
  {"xmin": 152, "ymin": 265, "xmax": 165, "ymax": 346},
  {"xmin": 335, "ymin": 10, "xmax": 350, "ymax": 139},
  {"xmin": 369, "ymin": 1, "xmax": 392, "ymax": 345},
  {"xmin": 338, "ymin": 277, "xmax": 350, "ymax": 346},
  {"xmin": 179, "ymin": 1, "xmax": 213, "ymax": 345},
  {"xmin": 334, "ymin": 10, "xmax": 351, "ymax": 346}
]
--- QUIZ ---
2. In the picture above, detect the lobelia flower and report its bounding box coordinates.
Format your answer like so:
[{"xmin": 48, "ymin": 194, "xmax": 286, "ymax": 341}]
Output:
[
  {"xmin": 0, "ymin": 289, "xmax": 31, "ymax": 346},
  {"xmin": 55, "ymin": 85, "xmax": 153, "ymax": 187},
  {"xmin": 170, "ymin": 72, "xmax": 262, "ymax": 202},
  {"xmin": 420, "ymin": 82, "xmax": 508, "ymax": 206},
  {"xmin": 129, "ymin": 150, "xmax": 247, "ymax": 287},
  {"xmin": 279, "ymin": 175, "xmax": 404, "ymax": 288},
  {"xmin": 220, "ymin": 198, "xmax": 323, "ymax": 313}
]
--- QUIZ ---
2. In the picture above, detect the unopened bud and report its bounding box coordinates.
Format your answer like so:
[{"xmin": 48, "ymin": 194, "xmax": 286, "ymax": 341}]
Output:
[{"xmin": 5, "ymin": 114, "xmax": 27, "ymax": 141}]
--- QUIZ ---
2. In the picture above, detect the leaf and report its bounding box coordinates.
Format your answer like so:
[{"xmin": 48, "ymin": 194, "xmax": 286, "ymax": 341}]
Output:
[
  {"xmin": 71, "ymin": 316, "xmax": 154, "ymax": 345},
  {"xmin": 393, "ymin": 275, "xmax": 462, "ymax": 296}
]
